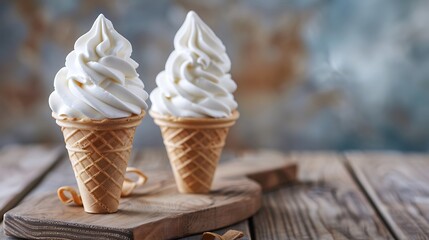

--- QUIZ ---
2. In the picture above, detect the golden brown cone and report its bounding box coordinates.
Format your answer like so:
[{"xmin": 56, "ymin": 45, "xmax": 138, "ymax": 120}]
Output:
[
  {"xmin": 53, "ymin": 112, "xmax": 144, "ymax": 213},
  {"xmin": 150, "ymin": 111, "xmax": 239, "ymax": 194}
]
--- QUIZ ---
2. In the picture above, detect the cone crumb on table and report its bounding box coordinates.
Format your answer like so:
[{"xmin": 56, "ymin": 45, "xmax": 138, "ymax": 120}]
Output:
[
  {"xmin": 150, "ymin": 11, "xmax": 239, "ymax": 194},
  {"xmin": 48, "ymin": 14, "xmax": 148, "ymax": 213}
]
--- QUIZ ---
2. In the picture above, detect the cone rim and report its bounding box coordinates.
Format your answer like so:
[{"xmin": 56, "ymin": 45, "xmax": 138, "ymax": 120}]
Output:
[
  {"xmin": 149, "ymin": 110, "xmax": 239, "ymax": 129},
  {"xmin": 52, "ymin": 111, "xmax": 145, "ymax": 129},
  {"xmin": 52, "ymin": 110, "xmax": 145, "ymax": 123}
]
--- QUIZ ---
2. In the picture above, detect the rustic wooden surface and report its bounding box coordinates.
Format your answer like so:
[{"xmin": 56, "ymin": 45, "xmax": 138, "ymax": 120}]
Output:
[
  {"xmin": 251, "ymin": 152, "xmax": 393, "ymax": 239},
  {"xmin": 0, "ymin": 149, "xmax": 254, "ymax": 240},
  {"xmin": 3, "ymin": 148, "xmax": 296, "ymax": 240},
  {"xmin": 0, "ymin": 145, "xmax": 63, "ymax": 221},
  {"xmin": 346, "ymin": 152, "xmax": 429, "ymax": 240},
  {"xmin": 3, "ymin": 148, "xmax": 429, "ymax": 240},
  {"xmin": 4, "ymin": 178, "xmax": 260, "ymax": 240}
]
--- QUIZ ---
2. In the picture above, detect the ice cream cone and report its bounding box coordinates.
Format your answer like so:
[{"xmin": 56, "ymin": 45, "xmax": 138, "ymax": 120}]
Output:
[
  {"xmin": 53, "ymin": 112, "xmax": 145, "ymax": 213},
  {"xmin": 150, "ymin": 111, "xmax": 239, "ymax": 194}
]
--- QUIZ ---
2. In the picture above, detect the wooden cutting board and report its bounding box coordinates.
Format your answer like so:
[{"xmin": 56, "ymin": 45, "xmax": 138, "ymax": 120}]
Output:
[
  {"xmin": 3, "ymin": 150, "xmax": 297, "ymax": 240},
  {"xmin": 0, "ymin": 145, "xmax": 63, "ymax": 222}
]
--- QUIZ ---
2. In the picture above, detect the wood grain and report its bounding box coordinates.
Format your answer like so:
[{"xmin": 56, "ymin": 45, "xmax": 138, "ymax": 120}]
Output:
[
  {"xmin": 0, "ymin": 145, "xmax": 63, "ymax": 221},
  {"xmin": 3, "ymin": 149, "xmax": 264, "ymax": 240},
  {"xmin": 346, "ymin": 152, "xmax": 429, "ymax": 240},
  {"xmin": 1, "ymin": 151, "xmax": 117, "ymax": 240},
  {"xmin": 252, "ymin": 152, "xmax": 393, "ymax": 240}
]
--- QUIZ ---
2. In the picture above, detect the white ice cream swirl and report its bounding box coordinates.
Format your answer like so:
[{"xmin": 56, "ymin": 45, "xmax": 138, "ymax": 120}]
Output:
[
  {"xmin": 150, "ymin": 11, "xmax": 237, "ymax": 118},
  {"xmin": 49, "ymin": 14, "xmax": 148, "ymax": 119}
]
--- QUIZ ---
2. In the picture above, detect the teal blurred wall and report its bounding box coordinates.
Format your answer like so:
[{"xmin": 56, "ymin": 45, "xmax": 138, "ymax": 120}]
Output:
[{"xmin": 1, "ymin": 0, "xmax": 429, "ymax": 151}]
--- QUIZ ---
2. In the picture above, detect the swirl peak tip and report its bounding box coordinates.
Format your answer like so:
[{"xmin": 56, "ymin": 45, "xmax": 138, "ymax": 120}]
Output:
[
  {"xmin": 186, "ymin": 11, "xmax": 201, "ymax": 22},
  {"xmin": 95, "ymin": 14, "xmax": 110, "ymax": 25},
  {"xmin": 97, "ymin": 13, "xmax": 106, "ymax": 19}
]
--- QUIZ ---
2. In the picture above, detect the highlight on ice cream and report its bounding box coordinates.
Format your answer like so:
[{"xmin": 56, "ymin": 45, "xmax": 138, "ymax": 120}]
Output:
[
  {"xmin": 49, "ymin": 14, "xmax": 148, "ymax": 119},
  {"xmin": 150, "ymin": 11, "xmax": 237, "ymax": 118}
]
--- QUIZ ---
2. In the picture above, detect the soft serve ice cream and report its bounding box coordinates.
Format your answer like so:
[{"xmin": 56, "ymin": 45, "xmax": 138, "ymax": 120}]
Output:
[
  {"xmin": 149, "ymin": 11, "xmax": 239, "ymax": 193},
  {"xmin": 49, "ymin": 14, "xmax": 148, "ymax": 213},
  {"xmin": 150, "ymin": 11, "xmax": 237, "ymax": 118},
  {"xmin": 49, "ymin": 14, "xmax": 148, "ymax": 119}
]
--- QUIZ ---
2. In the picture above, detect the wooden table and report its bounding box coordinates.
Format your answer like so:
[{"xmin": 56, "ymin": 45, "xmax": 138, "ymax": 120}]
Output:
[{"xmin": 1, "ymin": 145, "xmax": 428, "ymax": 239}]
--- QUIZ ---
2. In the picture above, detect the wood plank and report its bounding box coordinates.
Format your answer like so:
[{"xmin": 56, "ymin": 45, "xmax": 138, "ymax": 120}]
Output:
[
  {"xmin": 0, "ymin": 154, "xmax": 79, "ymax": 240},
  {"xmin": 252, "ymin": 152, "xmax": 393, "ymax": 239},
  {"xmin": 3, "ymin": 148, "xmax": 271, "ymax": 240},
  {"xmin": 0, "ymin": 145, "xmax": 63, "ymax": 221},
  {"xmin": 346, "ymin": 152, "xmax": 429, "ymax": 240}
]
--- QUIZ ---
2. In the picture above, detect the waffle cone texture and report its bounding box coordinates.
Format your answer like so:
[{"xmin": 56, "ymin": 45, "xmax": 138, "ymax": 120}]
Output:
[
  {"xmin": 53, "ymin": 112, "xmax": 145, "ymax": 213},
  {"xmin": 150, "ymin": 111, "xmax": 239, "ymax": 194}
]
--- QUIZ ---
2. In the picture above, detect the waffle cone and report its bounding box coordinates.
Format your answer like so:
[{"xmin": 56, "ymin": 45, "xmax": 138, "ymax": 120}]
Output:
[
  {"xmin": 150, "ymin": 111, "xmax": 239, "ymax": 194},
  {"xmin": 53, "ymin": 112, "xmax": 145, "ymax": 213}
]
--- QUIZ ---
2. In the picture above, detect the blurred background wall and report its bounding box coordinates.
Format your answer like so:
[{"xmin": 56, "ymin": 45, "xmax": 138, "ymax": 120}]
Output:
[{"xmin": 1, "ymin": 0, "xmax": 429, "ymax": 151}]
